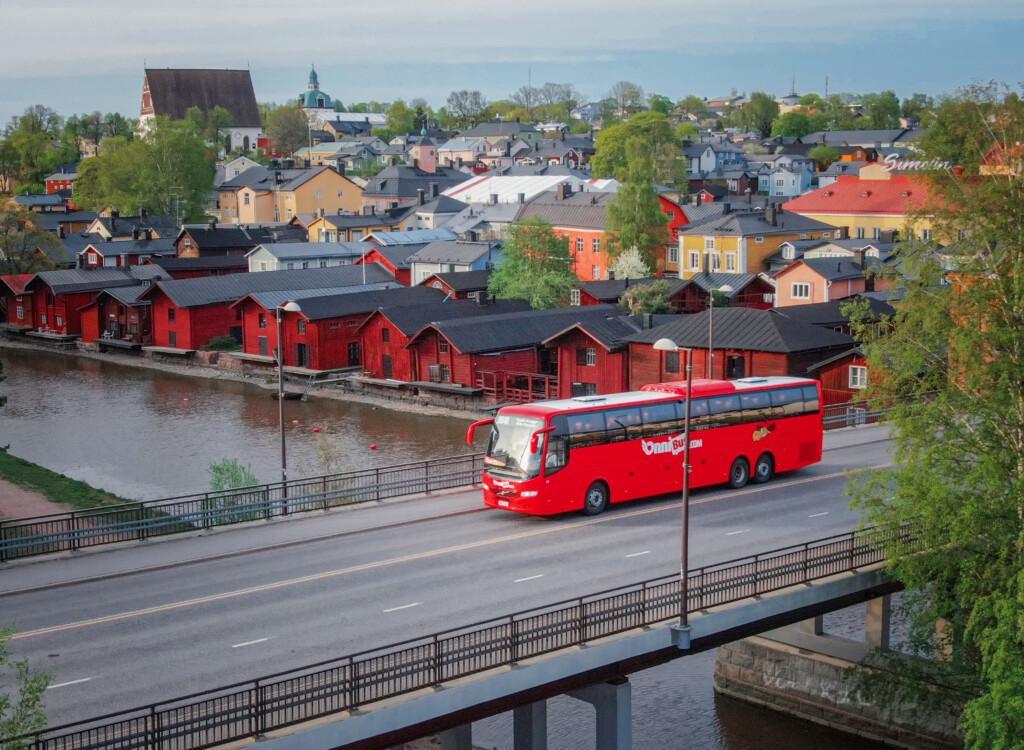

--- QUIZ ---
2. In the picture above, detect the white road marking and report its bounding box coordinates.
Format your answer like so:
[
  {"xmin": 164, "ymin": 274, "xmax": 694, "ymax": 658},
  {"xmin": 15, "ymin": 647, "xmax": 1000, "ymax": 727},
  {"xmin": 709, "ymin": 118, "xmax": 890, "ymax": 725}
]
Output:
[
  {"xmin": 625, "ymin": 551, "xmax": 651, "ymax": 558},
  {"xmin": 47, "ymin": 677, "xmax": 94, "ymax": 690},
  {"xmin": 231, "ymin": 637, "xmax": 271, "ymax": 649},
  {"xmin": 726, "ymin": 529, "xmax": 750, "ymax": 536},
  {"xmin": 808, "ymin": 512, "xmax": 830, "ymax": 518},
  {"xmin": 513, "ymin": 574, "xmax": 545, "ymax": 583},
  {"xmin": 382, "ymin": 602, "xmax": 421, "ymax": 613}
]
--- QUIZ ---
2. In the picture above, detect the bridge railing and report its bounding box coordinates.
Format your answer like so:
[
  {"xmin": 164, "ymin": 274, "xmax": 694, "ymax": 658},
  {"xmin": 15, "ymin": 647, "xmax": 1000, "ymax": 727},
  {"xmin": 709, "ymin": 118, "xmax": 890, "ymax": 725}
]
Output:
[
  {"xmin": 0, "ymin": 398, "xmax": 893, "ymax": 564},
  {"xmin": 7, "ymin": 524, "xmax": 919, "ymax": 750}
]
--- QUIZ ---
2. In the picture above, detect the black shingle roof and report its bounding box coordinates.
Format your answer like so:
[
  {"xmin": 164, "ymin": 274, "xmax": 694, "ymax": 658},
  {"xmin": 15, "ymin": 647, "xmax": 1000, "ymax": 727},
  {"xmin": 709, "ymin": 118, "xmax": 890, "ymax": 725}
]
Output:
[
  {"xmin": 152, "ymin": 256, "xmax": 249, "ymax": 272},
  {"xmin": 772, "ymin": 298, "xmax": 895, "ymax": 328},
  {"xmin": 417, "ymin": 305, "xmax": 621, "ymax": 354},
  {"xmin": 145, "ymin": 68, "xmax": 260, "ymax": 127},
  {"xmin": 372, "ymin": 299, "xmax": 532, "ymax": 336},
  {"xmin": 30, "ymin": 266, "xmax": 168, "ymax": 295},
  {"xmin": 145, "ymin": 265, "xmax": 392, "ymax": 308},
  {"xmin": 292, "ymin": 285, "xmax": 446, "ymax": 321},
  {"xmin": 428, "ymin": 270, "xmax": 491, "ymax": 293},
  {"xmin": 544, "ymin": 314, "xmax": 677, "ymax": 350},
  {"xmin": 577, "ymin": 277, "xmax": 688, "ymax": 303},
  {"xmin": 625, "ymin": 307, "xmax": 854, "ymax": 353}
]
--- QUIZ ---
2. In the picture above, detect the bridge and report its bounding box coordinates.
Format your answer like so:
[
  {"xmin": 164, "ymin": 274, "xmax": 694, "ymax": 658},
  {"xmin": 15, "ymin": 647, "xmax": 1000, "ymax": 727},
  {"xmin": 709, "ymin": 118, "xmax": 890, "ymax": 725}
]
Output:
[{"xmin": 1, "ymin": 425, "xmax": 896, "ymax": 749}]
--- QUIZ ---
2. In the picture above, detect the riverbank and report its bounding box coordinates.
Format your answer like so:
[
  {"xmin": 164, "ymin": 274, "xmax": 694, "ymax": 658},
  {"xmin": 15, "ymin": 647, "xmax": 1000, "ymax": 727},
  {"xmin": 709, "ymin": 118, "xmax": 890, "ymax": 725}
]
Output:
[
  {"xmin": 0, "ymin": 451, "xmax": 128, "ymax": 517},
  {"xmin": 0, "ymin": 338, "xmax": 487, "ymax": 422}
]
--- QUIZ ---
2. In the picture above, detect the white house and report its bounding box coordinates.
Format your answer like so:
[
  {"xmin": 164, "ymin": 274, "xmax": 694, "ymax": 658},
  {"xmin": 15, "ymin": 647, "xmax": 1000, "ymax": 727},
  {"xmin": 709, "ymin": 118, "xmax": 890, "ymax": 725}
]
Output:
[{"xmin": 246, "ymin": 242, "xmax": 372, "ymax": 272}]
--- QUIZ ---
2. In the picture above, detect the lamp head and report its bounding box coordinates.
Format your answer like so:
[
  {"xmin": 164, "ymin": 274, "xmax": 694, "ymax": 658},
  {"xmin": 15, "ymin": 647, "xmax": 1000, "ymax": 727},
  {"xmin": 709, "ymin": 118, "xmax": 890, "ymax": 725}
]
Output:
[
  {"xmin": 653, "ymin": 338, "xmax": 678, "ymax": 352},
  {"xmin": 281, "ymin": 301, "xmax": 302, "ymax": 313}
]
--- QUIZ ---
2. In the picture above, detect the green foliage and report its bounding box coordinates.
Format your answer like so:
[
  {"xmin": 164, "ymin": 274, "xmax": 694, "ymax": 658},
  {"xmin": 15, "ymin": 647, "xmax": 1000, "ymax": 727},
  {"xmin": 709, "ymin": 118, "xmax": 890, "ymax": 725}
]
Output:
[
  {"xmin": 488, "ymin": 217, "xmax": 576, "ymax": 309},
  {"xmin": 771, "ymin": 111, "xmax": 817, "ymax": 138},
  {"xmin": 72, "ymin": 117, "xmax": 214, "ymax": 222},
  {"xmin": 807, "ymin": 145, "xmax": 841, "ymax": 170},
  {"xmin": 204, "ymin": 335, "xmax": 241, "ymax": 352},
  {"xmin": 265, "ymin": 105, "xmax": 309, "ymax": 157},
  {"xmin": 386, "ymin": 99, "xmax": 416, "ymax": 135},
  {"xmin": 2, "ymin": 104, "xmax": 78, "ymax": 188},
  {"xmin": 0, "ymin": 627, "xmax": 49, "ymax": 747},
  {"xmin": 607, "ymin": 81, "xmax": 645, "ymax": 116},
  {"xmin": 591, "ymin": 111, "xmax": 683, "ymax": 186},
  {"xmin": 677, "ymin": 95, "xmax": 709, "ymax": 120},
  {"xmin": 445, "ymin": 90, "xmax": 489, "ymax": 128},
  {"xmin": 0, "ymin": 199, "xmax": 59, "ymax": 273},
  {"xmin": 648, "ymin": 93, "xmax": 673, "ymax": 115},
  {"xmin": 208, "ymin": 458, "xmax": 259, "ymax": 492},
  {"xmin": 508, "ymin": 83, "xmax": 579, "ymax": 122},
  {"xmin": 735, "ymin": 92, "xmax": 779, "ymax": 136},
  {"xmin": 846, "ymin": 85, "xmax": 1024, "ymax": 749},
  {"xmin": 674, "ymin": 122, "xmax": 699, "ymax": 142},
  {"xmin": 861, "ymin": 90, "xmax": 902, "ymax": 129},
  {"xmin": 901, "ymin": 93, "xmax": 935, "ymax": 124},
  {"xmin": 620, "ymin": 280, "xmax": 671, "ymax": 314},
  {"xmin": 0, "ymin": 450, "xmax": 127, "ymax": 510},
  {"xmin": 610, "ymin": 246, "xmax": 652, "ymax": 279},
  {"xmin": 798, "ymin": 93, "xmax": 826, "ymax": 110},
  {"xmin": 186, "ymin": 105, "xmax": 233, "ymax": 150},
  {"xmin": 569, "ymin": 121, "xmax": 591, "ymax": 134},
  {"xmin": 604, "ymin": 139, "xmax": 670, "ymax": 265},
  {"xmin": 920, "ymin": 83, "xmax": 1024, "ymax": 169}
]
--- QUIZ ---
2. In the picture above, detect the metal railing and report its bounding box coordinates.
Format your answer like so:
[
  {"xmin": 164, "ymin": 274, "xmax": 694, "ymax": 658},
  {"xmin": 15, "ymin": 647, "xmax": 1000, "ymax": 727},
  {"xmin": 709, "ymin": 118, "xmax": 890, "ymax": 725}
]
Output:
[
  {"xmin": 0, "ymin": 454, "xmax": 485, "ymax": 563},
  {"xmin": 822, "ymin": 400, "xmax": 892, "ymax": 429},
  {"xmin": 5, "ymin": 524, "xmax": 918, "ymax": 750}
]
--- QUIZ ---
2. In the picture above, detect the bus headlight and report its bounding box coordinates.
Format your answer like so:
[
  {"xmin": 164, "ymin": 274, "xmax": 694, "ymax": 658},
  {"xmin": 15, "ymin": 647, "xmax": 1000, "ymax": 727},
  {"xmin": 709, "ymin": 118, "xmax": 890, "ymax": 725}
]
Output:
[{"xmin": 520, "ymin": 491, "xmax": 538, "ymax": 497}]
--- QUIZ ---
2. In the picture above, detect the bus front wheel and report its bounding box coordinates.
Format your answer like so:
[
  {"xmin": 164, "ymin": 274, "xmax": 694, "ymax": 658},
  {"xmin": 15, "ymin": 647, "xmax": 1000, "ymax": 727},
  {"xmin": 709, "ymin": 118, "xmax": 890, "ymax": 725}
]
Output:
[
  {"xmin": 728, "ymin": 458, "xmax": 750, "ymax": 489},
  {"xmin": 753, "ymin": 453, "xmax": 774, "ymax": 483},
  {"xmin": 582, "ymin": 482, "xmax": 609, "ymax": 515}
]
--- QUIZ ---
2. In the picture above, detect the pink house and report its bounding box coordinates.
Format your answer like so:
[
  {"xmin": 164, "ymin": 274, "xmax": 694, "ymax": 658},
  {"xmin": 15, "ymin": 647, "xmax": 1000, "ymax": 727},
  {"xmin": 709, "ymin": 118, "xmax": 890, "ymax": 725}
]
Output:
[
  {"xmin": 773, "ymin": 258, "xmax": 893, "ymax": 307},
  {"xmin": 437, "ymin": 138, "xmax": 488, "ymax": 167}
]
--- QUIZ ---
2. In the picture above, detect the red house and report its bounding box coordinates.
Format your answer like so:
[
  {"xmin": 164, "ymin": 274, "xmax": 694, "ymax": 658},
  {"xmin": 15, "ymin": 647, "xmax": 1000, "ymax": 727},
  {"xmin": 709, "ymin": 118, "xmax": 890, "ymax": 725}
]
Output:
[
  {"xmin": 405, "ymin": 305, "xmax": 619, "ymax": 400},
  {"xmin": 80, "ymin": 287, "xmax": 153, "ymax": 347},
  {"xmin": 79, "ymin": 238, "xmax": 176, "ymax": 269},
  {"xmin": 355, "ymin": 246, "xmax": 421, "ymax": 287},
  {"xmin": 806, "ymin": 347, "xmax": 869, "ymax": 405},
  {"xmin": 144, "ymin": 256, "xmax": 249, "ymax": 280},
  {"xmin": 574, "ymin": 278, "xmax": 689, "ymax": 310},
  {"xmin": 358, "ymin": 299, "xmax": 531, "ymax": 381},
  {"xmin": 142, "ymin": 265, "xmax": 393, "ymax": 351},
  {"xmin": 232, "ymin": 284, "xmax": 439, "ymax": 370},
  {"xmin": 0, "ymin": 274, "xmax": 35, "ymax": 329},
  {"xmin": 673, "ymin": 272, "xmax": 777, "ymax": 312},
  {"xmin": 418, "ymin": 270, "xmax": 491, "ymax": 299}
]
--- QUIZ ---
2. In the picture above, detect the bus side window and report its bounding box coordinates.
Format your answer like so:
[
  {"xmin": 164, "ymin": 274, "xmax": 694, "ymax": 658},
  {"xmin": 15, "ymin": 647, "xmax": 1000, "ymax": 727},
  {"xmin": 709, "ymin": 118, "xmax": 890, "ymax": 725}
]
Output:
[
  {"xmin": 801, "ymin": 385, "xmax": 821, "ymax": 415},
  {"xmin": 740, "ymin": 391, "xmax": 772, "ymax": 423},
  {"xmin": 770, "ymin": 387, "xmax": 805, "ymax": 418},
  {"xmin": 546, "ymin": 415, "xmax": 569, "ymax": 473},
  {"xmin": 686, "ymin": 398, "xmax": 710, "ymax": 430},
  {"xmin": 569, "ymin": 411, "xmax": 608, "ymax": 448},
  {"xmin": 640, "ymin": 402, "xmax": 677, "ymax": 437},
  {"xmin": 605, "ymin": 406, "xmax": 642, "ymax": 442},
  {"xmin": 707, "ymin": 395, "xmax": 742, "ymax": 427}
]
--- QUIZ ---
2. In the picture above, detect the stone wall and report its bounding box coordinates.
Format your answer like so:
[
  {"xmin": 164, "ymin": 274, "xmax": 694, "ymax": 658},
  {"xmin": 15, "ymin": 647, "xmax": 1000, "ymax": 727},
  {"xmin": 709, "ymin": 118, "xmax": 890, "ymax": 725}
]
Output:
[{"xmin": 715, "ymin": 637, "xmax": 961, "ymax": 749}]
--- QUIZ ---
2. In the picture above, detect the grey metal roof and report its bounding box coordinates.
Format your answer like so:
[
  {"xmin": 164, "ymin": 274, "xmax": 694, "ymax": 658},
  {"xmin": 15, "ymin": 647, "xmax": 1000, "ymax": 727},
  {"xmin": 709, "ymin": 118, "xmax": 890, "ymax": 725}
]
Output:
[
  {"xmin": 217, "ymin": 166, "xmax": 340, "ymax": 193},
  {"xmin": 84, "ymin": 238, "xmax": 176, "ymax": 257},
  {"xmin": 679, "ymin": 208, "xmax": 834, "ymax": 237},
  {"xmin": 250, "ymin": 242, "xmax": 372, "ymax": 260},
  {"xmin": 371, "ymin": 298, "xmax": 532, "ymax": 336},
  {"xmin": 518, "ymin": 190, "xmax": 615, "ymax": 230},
  {"xmin": 625, "ymin": 307, "xmax": 853, "ymax": 353},
  {"xmin": 463, "ymin": 122, "xmax": 539, "ymax": 138},
  {"xmin": 15, "ymin": 194, "xmax": 64, "ymax": 207},
  {"xmin": 687, "ymin": 272, "xmax": 762, "ymax": 298},
  {"xmin": 33, "ymin": 211, "xmax": 98, "ymax": 231},
  {"xmin": 408, "ymin": 240, "xmax": 501, "ymax": 265},
  {"xmin": 426, "ymin": 270, "xmax": 491, "ymax": 292},
  {"xmin": 366, "ymin": 228, "xmax": 458, "ymax": 246},
  {"xmin": 146, "ymin": 265, "xmax": 393, "ymax": 308},
  {"xmin": 101, "ymin": 285, "xmax": 151, "ymax": 306},
  {"xmin": 287, "ymin": 285, "xmax": 445, "ymax": 321},
  {"xmin": 362, "ymin": 165, "xmax": 471, "ymax": 198},
  {"xmin": 151, "ymin": 256, "xmax": 248, "ymax": 272},
  {"xmin": 543, "ymin": 314, "xmax": 677, "ymax": 351},
  {"xmin": 577, "ymin": 277, "xmax": 688, "ymax": 302},
  {"xmin": 773, "ymin": 298, "xmax": 895, "ymax": 329},
  {"xmin": 241, "ymin": 283, "xmax": 401, "ymax": 313},
  {"xmin": 30, "ymin": 268, "xmax": 142, "ymax": 295},
  {"xmin": 416, "ymin": 305, "xmax": 621, "ymax": 354},
  {"xmin": 796, "ymin": 258, "xmax": 873, "ymax": 281}
]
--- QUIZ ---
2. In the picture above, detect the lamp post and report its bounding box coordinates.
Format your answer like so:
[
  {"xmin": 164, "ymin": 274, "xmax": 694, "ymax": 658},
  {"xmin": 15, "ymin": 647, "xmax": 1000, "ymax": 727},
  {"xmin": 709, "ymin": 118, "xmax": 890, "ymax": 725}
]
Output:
[
  {"xmin": 706, "ymin": 281, "xmax": 733, "ymax": 378},
  {"xmin": 653, "ymin": 338, "xmax": 693, "ymax": 627},
  {"xmin": 276, "ymin": 300, "xmax": 302, "ymax": 512}
]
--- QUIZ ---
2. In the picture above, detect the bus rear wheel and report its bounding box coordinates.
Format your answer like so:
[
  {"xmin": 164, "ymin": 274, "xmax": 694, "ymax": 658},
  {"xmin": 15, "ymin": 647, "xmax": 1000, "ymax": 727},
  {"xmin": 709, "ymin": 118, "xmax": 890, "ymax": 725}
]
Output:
[
  {"xmin": 728, "ymin": 457, "xmax": 750, "ymax": 489},
  {"xmin": 753, "ymin": 453, "xmax": 774, "ymax": 483},
  {"xmin": 582, "ymin": 482, "xmax": 609, "ymax": 515}
]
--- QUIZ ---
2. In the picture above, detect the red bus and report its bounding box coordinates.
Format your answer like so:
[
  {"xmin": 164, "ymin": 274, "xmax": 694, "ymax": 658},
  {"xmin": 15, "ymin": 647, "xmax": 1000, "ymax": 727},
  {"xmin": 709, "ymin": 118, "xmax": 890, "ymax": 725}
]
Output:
[{"xmin": 467, "ymin": 377, "xmax": 823, "ymax": 515}]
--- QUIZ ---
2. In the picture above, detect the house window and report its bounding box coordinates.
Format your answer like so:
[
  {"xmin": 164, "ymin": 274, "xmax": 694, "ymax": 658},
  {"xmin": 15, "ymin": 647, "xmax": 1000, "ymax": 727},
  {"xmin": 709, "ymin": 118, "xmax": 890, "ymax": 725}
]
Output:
[
  {"xmin": 665, "ymin": 351, "xmax": 680, "ymax": 373},
  {"xmin": 572, "ymin": 382, "xmax": 598, "ymax": 397},
  {"xmin": 439, "ymin": 339, "xmax": 449, "ymax": 354},
  {"xmin": 570, "ymin": 288, "xmax": 581, "ymax": 306},
  {"xmin": 297, "ymin": 319, "xmax": 306, "ymax": 334},
  {"xmin": 167, "ymin": 307, "xmax": 176, "ymax": 323},
  {"xmin": 286, "ymin": 262, "xmax": 295, "ymax": 270},
  {"xmin": 315, "ymin": 190, "xmax": 322, "ymax": 200},
  {"xmin": 704, "ymin": 237, "xmax": 715, "ymax": 250},
  {"xmin": 710, "ymin": 254, "xmax": 721, "ymax": 271},
  {"xmin": 243, "ymin": 194, "xmax": 250, "ymax": 206},
  {"xmin": 15, "ymin": 305, "xmax": 23, "ymax": 320},
  {"xmin": 438, "ymin": 364, "xmax": 451, "ymax": 382},
  {"xmin": 668, "ymin": 246, "xmax": 678, "ymax": 264},
  {"xmin": 775, "ymin": 179, "xmax": 784, "ymax": 187},
  {"xmin": 591, "ymin": 265, "xmax": 600, "ymax": 280},
  {"xmin": 849, "ymin": 365, "xmax": 868, "ymax": 389},
  {"xmin": 576, "ymin": 347, "xmax": 596, "ymax": 366},
  {"xmin": 755, "ymin": 235, "xmax": 764, "ymax": 244},
  {"xmin": 258, "ymin": 313, "xmax": 267, "ymax": 329},
  {"xmin": 920, "ymin": 229, "xmax": 932, "ymax": 241},
  {"xmin": 41, "ymin": 314, "xmax": 47, "ymax": 326},
  {"xmin": 576, "ymin": 237, "xmax": 584, "ymax": 253},
  {"xmin": 799, "ymin": 233, "xmax": 808, "ymax": 239},
  {"xmin": 382, "ymin": 327, "xmax": 390, "ymax": 342},
  {"xmin": 302, "ymin": 261, "xmax": 310, "ymax": 269},
  {"xmin": 55, "ymin": 315, "xmax": 63, "ymax": 328},
  {"xmin": 689, "ymin": 251, "xmax": 701, "ymax": 270},
  {"xmin": 725, "ymin": 253, "xmax": 737, "ymax": 271},
  {"xmin": 791, "ymin": 282, "xmax": 811, "ymax": 299},
  {"xmin": 856, "ymin": 227, "xmax": 865, "ymax": 239},
  {"xmin": 592, "ymin": 238, "xmax": 601, "ymax": 253},
  {"xmin": 872, "ymin": 227, "xmax": 881, "ymax": 240},
  {"xmin": 320, "ymin": 260, "xmax": 328, "ymax": 268}
]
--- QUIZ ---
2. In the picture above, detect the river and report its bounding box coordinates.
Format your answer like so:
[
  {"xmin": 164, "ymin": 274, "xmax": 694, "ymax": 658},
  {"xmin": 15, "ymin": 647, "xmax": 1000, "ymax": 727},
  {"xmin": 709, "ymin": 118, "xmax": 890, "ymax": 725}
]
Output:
[{"xmin": 0, "ymin": 348, "xmax": 885, "ymax": 749}]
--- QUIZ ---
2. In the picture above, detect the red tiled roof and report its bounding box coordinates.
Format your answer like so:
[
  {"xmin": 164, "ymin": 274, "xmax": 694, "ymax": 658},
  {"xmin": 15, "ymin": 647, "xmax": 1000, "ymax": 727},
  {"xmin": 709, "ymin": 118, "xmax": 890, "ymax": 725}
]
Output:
[
  {"xmin": 782, "ymin": 174, "xmax": 936, "ymax": 216},
  {"xmin": 1, "ymin": 274, "xmax": 34, "ymax": 294}
]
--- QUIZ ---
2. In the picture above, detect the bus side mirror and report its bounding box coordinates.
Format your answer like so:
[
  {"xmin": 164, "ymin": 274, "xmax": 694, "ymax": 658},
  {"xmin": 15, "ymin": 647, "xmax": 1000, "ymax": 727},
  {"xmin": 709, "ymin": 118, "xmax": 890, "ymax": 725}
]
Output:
[
  {"xmin": 466, "ymin": 418, "xmax": 494, "ymax": 445},
  {"xmin": 529, "ymin": 434, "xmax": 539, "ymax": 453}
]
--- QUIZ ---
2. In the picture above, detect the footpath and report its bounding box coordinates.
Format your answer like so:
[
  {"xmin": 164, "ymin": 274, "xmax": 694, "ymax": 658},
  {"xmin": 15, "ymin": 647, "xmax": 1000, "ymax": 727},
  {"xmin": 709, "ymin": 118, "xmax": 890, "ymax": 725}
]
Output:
[{"xmin": 0, "ymin": 477, "xmax": 74, "ymax": 520}]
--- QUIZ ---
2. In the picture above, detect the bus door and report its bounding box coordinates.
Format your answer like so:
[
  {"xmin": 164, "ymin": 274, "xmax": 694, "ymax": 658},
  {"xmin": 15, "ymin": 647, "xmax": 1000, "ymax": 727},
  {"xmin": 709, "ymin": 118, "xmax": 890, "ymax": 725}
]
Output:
[
  {"xmin": 766, "ymin": 386, "xmax": 808, "ymax": 469},
  {"xmin": 739, "ymin": 390, "xmax": 776, "ymax": 470}
]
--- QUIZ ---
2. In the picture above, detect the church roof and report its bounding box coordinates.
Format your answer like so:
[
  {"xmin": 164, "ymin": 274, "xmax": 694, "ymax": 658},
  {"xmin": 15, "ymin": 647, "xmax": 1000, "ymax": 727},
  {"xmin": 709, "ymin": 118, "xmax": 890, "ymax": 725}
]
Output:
[
  {"xmin": 299, "ymin": 65, "xmax": 333, "ymax": 109},
  {"xmin": 144, "ymin": 68, "xmax": 260, "ymax": 127}
]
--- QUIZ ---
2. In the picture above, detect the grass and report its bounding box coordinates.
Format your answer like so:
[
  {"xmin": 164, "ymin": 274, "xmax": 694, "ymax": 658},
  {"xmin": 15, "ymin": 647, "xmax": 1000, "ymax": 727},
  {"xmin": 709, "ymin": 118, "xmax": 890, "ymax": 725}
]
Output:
[{"xmin": 0, "ymin": 451, "xmax": 130, "ymax": 513}]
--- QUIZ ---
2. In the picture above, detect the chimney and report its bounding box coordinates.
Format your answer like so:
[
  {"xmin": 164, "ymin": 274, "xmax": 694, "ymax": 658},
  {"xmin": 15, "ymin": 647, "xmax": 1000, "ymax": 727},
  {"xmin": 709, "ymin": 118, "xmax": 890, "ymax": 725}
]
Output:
[
  {"xmin": 838, "ymin": 225, "xmax": 849, "ymax": 239},
  {"xmin": 517, "ymin": 192, "xmax": 525, "ymax": 204},
  {"xmin": 139, "ymin": 207, "xmax": 147, "ymax": 218},
  {"xmin": 319, "ymin": 207, "xmax": 325, "ymax": 218},
  {"xmin": 208, "ymin": 218, "xmax": 216, "ymax": 230},
  {"xmin": 274, "ymin": 170, "xmax": 283, "ymax": 185},
  {"xmin": 721, "ymin": 202, "xmax": 731, "ymax": 215},
  {"xmin": 57, "ymin": 224, "xmax": 65, "ymax": 239},
  {"xmin": 643, "ymin": 313, "xmax": 654, "ymax": 329},
  {"xmin": 413, "ymin": 158, "xmax": 419, "ymax": 169},
  {"xmin": 852, "ymin": 249, "xmax": 866, "ymax": 268},
  {"xmin": 430, "ymin": 182, "xmax": 439, "ymax": 198},
  {"xmin": 561, "ymin": 182, "xmax": 573, "ymax": 199},
  {"xmin": 336, "ymin": 164, "xmax": 345, "ymax": 177},
  {"xmin": 489, "ymin": 193, "xmax": 498, "ymax": 205},
  {"xmin": 766, "ymin": 205, "xmax": 777, "ymax": 226},
  {"xmin": 418, "ymin": 188, "xmax": 426, "ymax": 205}
]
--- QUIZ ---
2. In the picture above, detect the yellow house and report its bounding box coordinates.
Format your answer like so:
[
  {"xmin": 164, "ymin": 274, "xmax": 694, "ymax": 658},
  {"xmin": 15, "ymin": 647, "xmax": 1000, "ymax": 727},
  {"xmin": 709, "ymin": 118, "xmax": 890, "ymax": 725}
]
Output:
[
  {"xmin": 783, "ymin": 163, "xmax": 939, "ymax": 242},
  {"xmin": 678, "ymin": 205, "xmax": 840, "ymax": 279},
  {"xmin": 217, "ymin": 166, "xmax": 362, "ymax": 224},
  {"xmin": 305, "ymin": 210, "xmax": 408, "ymax": 242}
]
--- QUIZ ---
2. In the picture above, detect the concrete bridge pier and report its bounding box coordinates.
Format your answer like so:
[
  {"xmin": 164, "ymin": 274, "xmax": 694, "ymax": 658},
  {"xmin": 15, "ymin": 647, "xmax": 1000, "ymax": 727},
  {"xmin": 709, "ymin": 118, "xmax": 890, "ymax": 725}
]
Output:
[
  {"xmin": 865, "ymin": 593, "xmax": 891, "ymax": 649},
  {"xmin": 513, "ymin": 701, "xmax": 548, "ymax": 750},
  {"xmin": 438, "ymin": 723, "xmax": 472, "ymax": 750},
  {"xmin": 568, "ymin": 678, "xmax": 632, "ymax": 750}
]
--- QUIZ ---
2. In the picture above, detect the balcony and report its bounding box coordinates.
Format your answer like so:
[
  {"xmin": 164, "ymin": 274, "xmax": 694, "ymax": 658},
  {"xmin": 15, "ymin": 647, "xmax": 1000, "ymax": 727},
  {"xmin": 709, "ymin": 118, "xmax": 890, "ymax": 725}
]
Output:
[{"xmin": 476, "ymin": 370, "xmax": 558, "ymax": 403}]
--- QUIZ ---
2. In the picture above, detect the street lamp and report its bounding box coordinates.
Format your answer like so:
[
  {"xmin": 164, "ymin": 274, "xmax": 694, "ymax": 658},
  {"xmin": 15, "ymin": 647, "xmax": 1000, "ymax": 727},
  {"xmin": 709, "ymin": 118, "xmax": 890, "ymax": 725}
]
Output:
[
  {"xmin": 653, "ymin": 337, "xmax": 694, "ymax": 629},
  {"xmin": 276, "ymin": 300, "xmax": 302, "ymax": 512},
  {"xmin": 706, "ymin": 282, "xmax": 733, "ymax": 378}
]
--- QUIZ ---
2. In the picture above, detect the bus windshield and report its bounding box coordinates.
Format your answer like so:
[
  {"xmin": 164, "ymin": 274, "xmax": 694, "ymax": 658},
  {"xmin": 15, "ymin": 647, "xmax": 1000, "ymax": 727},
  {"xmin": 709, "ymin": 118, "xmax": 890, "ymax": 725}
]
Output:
[{"xmin": 485, "ymin": 414, "xmax": 546, "ymax": 478}]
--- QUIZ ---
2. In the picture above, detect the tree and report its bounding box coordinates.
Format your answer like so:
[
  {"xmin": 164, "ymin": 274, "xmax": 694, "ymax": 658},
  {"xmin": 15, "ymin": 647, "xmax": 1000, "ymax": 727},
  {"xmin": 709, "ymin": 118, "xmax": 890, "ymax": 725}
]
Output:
[
  {"xmin": 0, "ymin": 199, "xmax": 58, "ymax": 273},
  {"xmin": 591, "ymin": 111, "xmax": 683, "ymax": 186},
  {"xmin": 488, "ymin": 218, "xmax": 576, "ymax": 309},
  {"xmin": 901, "ymin": 93, "xmax": 935, "ymax": 123},
  {"xmin": 807, "ymin": 145, "xmax": 841, "ymax": 170},
  {"xmin": 847, "ymin": 84, "xmax": 1024, "ymax": 749},
  {"xmin": 771, "ymin": 111, "xmax": 814, "ymax": 138},
  {"xmin": 677, "ymin": 96, "xmax": 709, "ymax": 120},
  {"xmin": 648, "ymin": 93, "xmax": 673, "ymax": 116},
  {"xmin": 445, "ymin": 90, "xmax": 489, "ymax": 129},
  {"xmin": 208, "ymin": 459, "xmax": 258, "ymax": 492},
  {"xmin": 386, "ymin": 99, "xmax": 416, "ymax": 135},
  {"xmin": 862, "ymin": 90, "xmax": 902, "ymax": 129},
  {"xmin": 674, "ymin": 122, "xmax": 698, "ymax": 142},
  {"xmin": 610, "ymin": 246, "xmax": 652, "ymax": 279},
  {"xmin": 620, "ymin": 280, "xmax": 671, "ymax": 314},
  {"xmin": 919, "ymin": 83, "xmax": 1024, "ymax": 168},
  {"xmin": 736, "ymin": 92, "xmax": 779, "ymax": 136},
  {"xmin": 73, "ymin": 117, "xmax": 214, "ymax": 222},
  {"xmin": 186, "ymin": 105, "xmax": 233, "ymax": 150},
  {"xmin": 265, "ymin": 105, "xmax": 309, "ymax": 157},
  {"xmin": 798, "ymin": 93, "xmax": 826, "ymax": 110},
  {"xmin": 0, "ymin": 627, "xmax": 50, "ymax": 747},
  {"xmin": 3, "ymin": 104, "xmax": 76, "ymax": 187},
  {"xmin": 607, "ymin": 81, "xmax": 645, "ymax": 116},
  {"xmin": 604, "ymin": 139, "xmax": 670, "ymax": 266}
]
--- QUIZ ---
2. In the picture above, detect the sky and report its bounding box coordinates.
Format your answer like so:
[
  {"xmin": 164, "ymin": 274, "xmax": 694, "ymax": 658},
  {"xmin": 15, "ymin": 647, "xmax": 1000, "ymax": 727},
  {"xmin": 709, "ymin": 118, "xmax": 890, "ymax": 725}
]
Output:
[{"xmin": 1, "ymin": 0, "xmax": 1023, "ymax": 124}]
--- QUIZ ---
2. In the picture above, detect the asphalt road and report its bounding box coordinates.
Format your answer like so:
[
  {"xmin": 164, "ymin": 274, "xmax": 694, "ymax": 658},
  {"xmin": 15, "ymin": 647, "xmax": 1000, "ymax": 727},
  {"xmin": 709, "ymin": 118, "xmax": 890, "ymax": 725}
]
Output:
[{"xmin": 2, "ymin": 425, "xmax": 891, "ymax": 726}]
